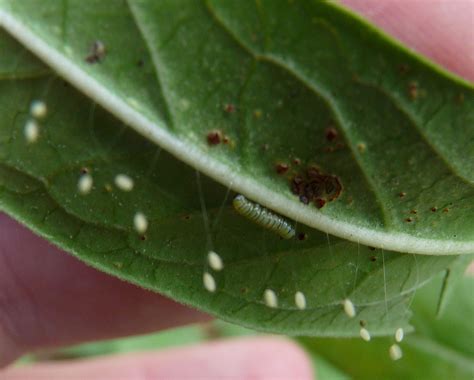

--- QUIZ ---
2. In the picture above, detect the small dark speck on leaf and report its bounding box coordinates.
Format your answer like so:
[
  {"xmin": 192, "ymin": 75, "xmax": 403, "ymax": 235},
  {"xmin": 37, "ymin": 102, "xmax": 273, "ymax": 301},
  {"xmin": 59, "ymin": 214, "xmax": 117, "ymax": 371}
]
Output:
[
  {"xmin": 297, "ymin": 233, "xmax": 307, "ymax": 241},
  {"xmin": 398, "ymin": 192, "xmax": 406, "ymax": 198},
  {"xmin": 370, "ymin": 255, "xmax": 377, "ymax": 262},
  {"xmin": 405, "ymin": 217, "xmax": 413, "ymax": 223},
  {"xmin": 85, "ymin": 40, "xmax": 106, "ymax": 64},
  {"xmin": 275, "ymin": 163, "xmax": 289, "ymax": 174},
  {"xmin": 299, "ymin": 195, "xmax": 309, "ymax": 205},
  {"xmin": 431, "ymin": 207, "xmax": 437, "ymax": 212},
  {"xmin": 325, "ymin": 127, "xmax": 338, "ymax": 141},
  {"xmin": 315, "ymin": 198, "xmax": 326, "ymax": 209},
  {"xmin": 224, "ymin": 103, "xmax": 236, "ymax": 113},
  {"xmin": 443, "ymin": 208, "xmax": 449, "ymax": 213},
  {"xmin": 207, "ymin": 130, "xmax": 222, "ymax": 145}
]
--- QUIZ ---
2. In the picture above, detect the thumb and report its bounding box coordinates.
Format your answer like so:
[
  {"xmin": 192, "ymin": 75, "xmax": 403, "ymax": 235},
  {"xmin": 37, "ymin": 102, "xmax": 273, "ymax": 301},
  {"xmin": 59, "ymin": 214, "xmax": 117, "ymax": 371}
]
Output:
[
  {"xmin": 342, "ymin": 0, "xmax": 474, "ymax": 82},
  {"xmin": 2, "ymin": 337, "xmax": 313, "ymax": 380}
]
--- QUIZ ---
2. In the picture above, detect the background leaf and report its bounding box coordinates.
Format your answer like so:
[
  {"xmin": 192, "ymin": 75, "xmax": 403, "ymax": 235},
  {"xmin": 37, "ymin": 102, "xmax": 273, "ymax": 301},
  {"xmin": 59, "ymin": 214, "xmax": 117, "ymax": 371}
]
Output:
[
  {"xmin": 0, "ymin": 0, "xmax": 472, "ymax": 254},
  {"xmin": 300, "ymin": 271, "xmax": 474, "ymax": 379}
]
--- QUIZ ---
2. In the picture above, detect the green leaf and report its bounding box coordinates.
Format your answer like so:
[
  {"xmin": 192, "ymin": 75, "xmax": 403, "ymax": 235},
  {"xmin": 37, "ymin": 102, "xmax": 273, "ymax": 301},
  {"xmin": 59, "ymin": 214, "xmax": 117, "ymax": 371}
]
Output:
[
  {"xmin": 0, "ymin": 28, "xmax": 460, "ymax": 336},
  {"xmin": 0, "ymin": 0, "xmax": 472, "ymax": 254},
  {"xmin": 300, "ymin": 271, "xmax": 474, "ymax": 379},
  {"xmin": 434, "ymin": 254, "xmax": 473, "ymax": 317},
  {"xmin": 411, "ymin": 266, "xmax": 474, "ymax": 358}
]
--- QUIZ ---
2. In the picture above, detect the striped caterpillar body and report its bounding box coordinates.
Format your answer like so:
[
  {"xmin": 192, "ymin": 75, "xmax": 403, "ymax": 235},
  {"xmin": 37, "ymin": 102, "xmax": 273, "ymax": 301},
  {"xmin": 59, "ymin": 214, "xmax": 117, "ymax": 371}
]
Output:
[{"xmin": 232, "ymin": 195, "xmax": 295, "ymax": 239}]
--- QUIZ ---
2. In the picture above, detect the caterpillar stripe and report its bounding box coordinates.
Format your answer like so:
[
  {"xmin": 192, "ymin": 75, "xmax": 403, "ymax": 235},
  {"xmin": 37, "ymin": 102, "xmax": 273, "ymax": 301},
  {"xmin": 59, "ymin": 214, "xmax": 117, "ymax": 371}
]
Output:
[{"xmin": 232, "ymin": 195, "xmax": 295, "ymax": 239}]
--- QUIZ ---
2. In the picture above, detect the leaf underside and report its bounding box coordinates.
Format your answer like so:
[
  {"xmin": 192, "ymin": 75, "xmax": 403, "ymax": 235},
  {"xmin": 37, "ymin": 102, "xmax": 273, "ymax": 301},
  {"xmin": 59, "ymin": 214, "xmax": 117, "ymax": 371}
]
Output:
[
  {"xmin": 301, "ymin": 274, "xmax": 474, "ymax": 379},
  {"xmin": 0, "ymin": 0, "xmax": 472, "ymax": 336},
  {"xmin": 0, "ymin": 0, "xmax": 472, "ymax": 254}
]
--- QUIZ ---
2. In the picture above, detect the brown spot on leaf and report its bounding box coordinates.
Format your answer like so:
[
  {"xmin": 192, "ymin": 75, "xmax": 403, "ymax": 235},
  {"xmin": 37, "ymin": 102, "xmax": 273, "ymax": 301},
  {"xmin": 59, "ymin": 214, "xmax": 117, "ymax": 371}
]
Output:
[
  {"xmin": 325, "ymin": 127, "xmax": 338, "ymax": 141},
  {"xmin": 299, "ymin": 195, "xmax": 309, "ymax": 205},
  {"xmin": 297, "ymin": 233, "xmax": 307, "ymax": 241},
  {"xmin": 224, "ymin": 103, "xmax": 236, "ymax": 113},
  {"xmin": 85, "ymin": 40, "xmax": 106, "ymax": 64},
  {"xmin": 275, "ymin": 163, "xmax": 289, "ymax": 175},
  {"xmin": 398, "ymin": 192, "xmax": 406, "ymax": 198},
  {"xmin": 431, "ymin": 207, "xmax": 437, "ymax": 212},
  {"xmin": 207, "ymin": 130, "xmax": 222, "ymax": 145},
  {"xmin": 315, "ymin": 198, "xmax": 326, "ymax": 209},
  {"xmin": 291, "ymin": 166, "xmax": 342, "ymax": 206}
]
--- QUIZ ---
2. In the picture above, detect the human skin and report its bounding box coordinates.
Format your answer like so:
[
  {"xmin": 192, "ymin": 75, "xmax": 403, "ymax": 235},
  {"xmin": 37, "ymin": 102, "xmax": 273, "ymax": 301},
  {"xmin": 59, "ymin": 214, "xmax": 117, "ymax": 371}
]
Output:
[{"xmin": 1, "ymin": 0, "xmax": 473, "ymax": 378}]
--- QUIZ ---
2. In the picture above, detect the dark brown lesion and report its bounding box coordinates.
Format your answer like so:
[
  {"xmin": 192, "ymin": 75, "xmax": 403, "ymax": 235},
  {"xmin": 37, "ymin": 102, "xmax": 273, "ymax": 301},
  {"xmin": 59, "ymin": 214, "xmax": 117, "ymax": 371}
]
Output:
[
  {"xmin": 290, "ymin": 166, "xmax": 342, "ymax": 209},
  {"xmin": 206, "ymin": 130, "xmax": 222, "ymax": 145},
  {"xmin": 275, "ymin": 162, "xmax": 289, "ymax": 175},
  {"xmin": 85, "ymin": 40, "xmax": 107, "ymax": 64},
  {"xmin": 206, "ymin": 130, "xmax": 232, "ymax": 146},
  {"xmin": 325, "ymin": 126, "xmax": 338, "ymax": 142}
]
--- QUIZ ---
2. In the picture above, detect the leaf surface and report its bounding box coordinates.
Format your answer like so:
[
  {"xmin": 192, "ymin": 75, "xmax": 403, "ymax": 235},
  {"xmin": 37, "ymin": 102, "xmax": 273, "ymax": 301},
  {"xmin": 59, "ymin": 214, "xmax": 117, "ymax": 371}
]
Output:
[
  {"xmin": 0, "ymin": 28, "xmax": 460, "ymax": 335},
  {"xmin": 300, "ymin": 271, "xmax": 474, "ymax": 379},
  {"xmin": 0, "ymin": 0, "xmax": 472, "ymax": 254}
]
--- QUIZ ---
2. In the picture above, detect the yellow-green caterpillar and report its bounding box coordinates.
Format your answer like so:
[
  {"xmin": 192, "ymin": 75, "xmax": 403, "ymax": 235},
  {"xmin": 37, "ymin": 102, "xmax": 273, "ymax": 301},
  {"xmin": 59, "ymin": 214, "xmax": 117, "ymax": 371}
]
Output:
[{"xmin": 232, "ymin": 195, "xmax": 295, "ymax": 239}]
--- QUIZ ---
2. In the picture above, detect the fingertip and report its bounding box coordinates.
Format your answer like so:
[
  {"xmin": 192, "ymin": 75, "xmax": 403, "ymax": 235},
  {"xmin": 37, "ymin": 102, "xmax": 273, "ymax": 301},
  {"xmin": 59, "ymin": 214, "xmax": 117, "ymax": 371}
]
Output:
[
  {"xmin": 0, "ymin": 214, "xmax": 209, "ymax": 367},
  {"xmin": 3, "ymin": 337, "xmax": 314, "ymax": 380},
  {"xmin": 341, "ymin": 0, "xmax": 474, "ymax": 82}
]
